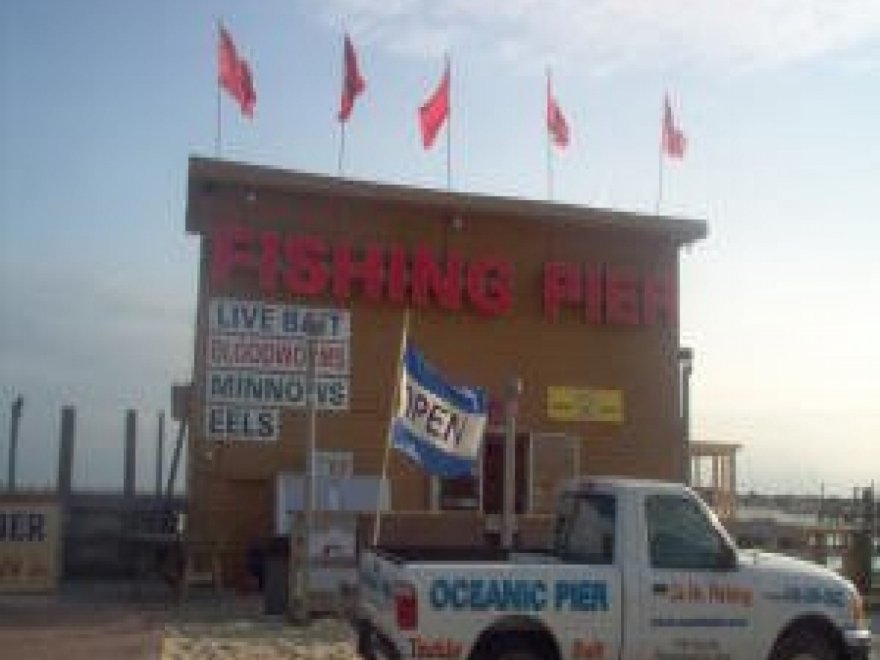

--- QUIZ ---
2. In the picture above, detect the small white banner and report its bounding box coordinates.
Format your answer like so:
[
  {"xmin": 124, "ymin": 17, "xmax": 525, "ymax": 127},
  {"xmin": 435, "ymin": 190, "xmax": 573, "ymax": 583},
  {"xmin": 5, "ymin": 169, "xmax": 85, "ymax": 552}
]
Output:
[
  {"xmin": 205, "ymin": 405, "xmax": 279, "ymax": 441},
  {"xmin": 207, "ymin": 369, "xmax": 349, "ymax": 410},
  {"xmin": 209, "ymin": 298, "xmax": 350, "ymax": 338},
  {"xmin": 207, "ymin": 335, "xmax": 350, "ymax": 375}
]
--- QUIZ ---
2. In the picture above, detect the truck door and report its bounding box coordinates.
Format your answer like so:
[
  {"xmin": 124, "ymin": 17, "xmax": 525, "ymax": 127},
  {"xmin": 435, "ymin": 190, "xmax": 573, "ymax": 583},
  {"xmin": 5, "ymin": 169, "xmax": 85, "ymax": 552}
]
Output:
[
  {"xmin": 555, "ymin": 492, "xmax": 622, "ymax": 659},
  {"xmin": 635, "ymin": 493, "xmax": 757, "ymax": 660}
]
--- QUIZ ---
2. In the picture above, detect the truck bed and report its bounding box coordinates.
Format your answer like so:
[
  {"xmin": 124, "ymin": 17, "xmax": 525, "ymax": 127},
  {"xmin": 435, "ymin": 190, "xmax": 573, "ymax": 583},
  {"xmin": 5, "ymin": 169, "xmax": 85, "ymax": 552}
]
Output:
[{"xmin": 369, "ymin": 545, "xmax": 555, "ymax": 564}]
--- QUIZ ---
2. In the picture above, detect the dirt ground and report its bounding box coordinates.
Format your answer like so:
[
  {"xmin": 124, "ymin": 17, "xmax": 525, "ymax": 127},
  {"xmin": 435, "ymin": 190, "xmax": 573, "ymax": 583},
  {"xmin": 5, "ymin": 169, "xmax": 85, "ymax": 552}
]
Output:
[
  {"xmin": 0, "ymin": 603, "xmax": 163, "ymax": 659},
  {"xmin": 0, "ymin": 580, "xmax": 358, "ymax": 660}
]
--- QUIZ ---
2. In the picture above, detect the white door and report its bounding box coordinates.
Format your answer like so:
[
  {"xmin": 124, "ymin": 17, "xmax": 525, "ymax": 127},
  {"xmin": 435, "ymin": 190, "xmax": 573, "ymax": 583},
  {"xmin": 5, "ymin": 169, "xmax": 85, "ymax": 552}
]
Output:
[{"xmin": 635, "ymin": 493, "xmax": 757, "ymax": 660}]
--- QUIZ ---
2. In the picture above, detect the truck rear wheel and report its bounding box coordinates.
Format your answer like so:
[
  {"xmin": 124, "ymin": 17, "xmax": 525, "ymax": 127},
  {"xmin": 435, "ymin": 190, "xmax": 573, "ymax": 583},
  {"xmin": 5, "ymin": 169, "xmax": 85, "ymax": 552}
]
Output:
[
  {"xmin": 770, "ymin": 630, "xmax": 836, "ymax": 660},
  {"xmin": 476, "ymin": 635, "xmax": 547, "ymax": 660}
]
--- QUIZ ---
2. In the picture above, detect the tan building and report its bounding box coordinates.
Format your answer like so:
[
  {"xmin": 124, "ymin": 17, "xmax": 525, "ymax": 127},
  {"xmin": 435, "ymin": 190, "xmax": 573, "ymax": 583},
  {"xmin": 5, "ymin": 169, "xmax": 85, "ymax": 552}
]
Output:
[{"xmin": 184, "ymin": 157, "xmax": 706, "ymax": 583}]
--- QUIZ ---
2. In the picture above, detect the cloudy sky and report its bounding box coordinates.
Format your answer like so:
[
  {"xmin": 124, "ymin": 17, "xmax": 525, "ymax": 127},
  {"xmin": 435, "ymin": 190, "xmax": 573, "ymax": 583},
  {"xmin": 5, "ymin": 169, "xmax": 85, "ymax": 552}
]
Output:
[{"xmin": 1, "ymin": 0, "xmax": 878, "ymax": 495}]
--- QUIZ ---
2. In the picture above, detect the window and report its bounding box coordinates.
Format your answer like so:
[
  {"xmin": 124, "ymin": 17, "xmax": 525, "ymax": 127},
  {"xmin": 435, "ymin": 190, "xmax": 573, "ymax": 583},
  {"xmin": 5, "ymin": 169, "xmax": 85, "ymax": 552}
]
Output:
[
  {"xmin": 439, "ymin": 473, "xmax": 479, "ymax": 510},
  {"xmin": 646, "ymin": 494, "xmax": 730, "ymax": 570},
  {"xmin": 555, "ymin": 494, "xmax": 616, "ymax": 564}
]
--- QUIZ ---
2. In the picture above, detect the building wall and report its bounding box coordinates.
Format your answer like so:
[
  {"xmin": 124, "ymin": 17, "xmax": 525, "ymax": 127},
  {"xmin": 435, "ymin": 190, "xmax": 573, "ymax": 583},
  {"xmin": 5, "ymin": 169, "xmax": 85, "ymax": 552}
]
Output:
[{"xmin": 185, "ymin": 163, "xmax": 696, "ymax": 574}]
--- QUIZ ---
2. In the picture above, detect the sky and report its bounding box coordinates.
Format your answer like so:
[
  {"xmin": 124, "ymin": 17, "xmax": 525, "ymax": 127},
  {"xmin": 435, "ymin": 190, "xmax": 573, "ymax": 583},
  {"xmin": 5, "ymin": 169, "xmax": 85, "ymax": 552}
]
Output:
[{"xmin": 1, "ymin": 0, "xmax": 878, "ymax": 497}]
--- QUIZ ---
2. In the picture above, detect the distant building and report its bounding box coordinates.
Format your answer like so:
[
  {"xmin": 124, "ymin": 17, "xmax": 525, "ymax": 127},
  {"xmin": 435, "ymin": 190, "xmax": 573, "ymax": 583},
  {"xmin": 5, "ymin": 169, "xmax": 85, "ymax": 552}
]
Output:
[{"xmin": 728, "ymin": 485, "xmax": 878, "ymax": 595}]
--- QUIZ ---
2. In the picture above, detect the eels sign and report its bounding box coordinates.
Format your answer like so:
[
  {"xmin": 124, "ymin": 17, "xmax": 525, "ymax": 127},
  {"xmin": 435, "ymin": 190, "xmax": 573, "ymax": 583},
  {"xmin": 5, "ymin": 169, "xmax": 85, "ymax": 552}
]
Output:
[{"xmin": 392, "ymin": 345, "xmax": 488, "ymax": 477}]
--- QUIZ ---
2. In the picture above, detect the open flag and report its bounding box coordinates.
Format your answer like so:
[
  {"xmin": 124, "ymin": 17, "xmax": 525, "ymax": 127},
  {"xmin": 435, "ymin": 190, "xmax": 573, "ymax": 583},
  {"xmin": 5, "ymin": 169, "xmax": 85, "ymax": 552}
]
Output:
[
  {"xmin": 338, "ymin": 33, "xmax": 365, "ymax": 122},
  {"xmin": 418, "ymin": 60, "xmax": 450, "ymax": 149},
  {"xmin": 392, "ymin": 344, "xmax": 487, "ymax": 477},
  {"xmin": 218, "ymin": 24, "xmax": 256, "ymax": 118},
  {"xmin": 547, "ymin": 75, "xmax": 570, "ymax": 148},
  {"xmin": 662, "ymin": 94, "xmax": 686, "ymax": 159}
]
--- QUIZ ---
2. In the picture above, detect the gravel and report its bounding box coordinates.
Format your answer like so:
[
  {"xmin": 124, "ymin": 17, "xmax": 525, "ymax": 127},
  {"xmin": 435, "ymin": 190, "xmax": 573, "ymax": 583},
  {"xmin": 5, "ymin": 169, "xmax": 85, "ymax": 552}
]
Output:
[{"xmin": 161, "ymin": 616, "xmax": 359, "ymax": 659}]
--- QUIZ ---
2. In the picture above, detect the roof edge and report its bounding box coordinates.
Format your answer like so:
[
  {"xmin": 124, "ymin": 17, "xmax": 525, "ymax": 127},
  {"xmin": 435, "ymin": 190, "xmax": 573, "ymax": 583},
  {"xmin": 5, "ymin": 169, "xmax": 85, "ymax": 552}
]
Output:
[{"xmin": 186, "ymin": 156, "xmax": 708, "ymax": 244}]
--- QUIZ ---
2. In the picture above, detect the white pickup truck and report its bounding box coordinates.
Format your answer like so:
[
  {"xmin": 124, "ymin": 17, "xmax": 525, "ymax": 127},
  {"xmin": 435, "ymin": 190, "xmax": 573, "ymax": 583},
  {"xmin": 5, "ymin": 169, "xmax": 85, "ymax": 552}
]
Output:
[{"xmin": 356, "ymin": 478, "xmax": 872, "ymax": 660}]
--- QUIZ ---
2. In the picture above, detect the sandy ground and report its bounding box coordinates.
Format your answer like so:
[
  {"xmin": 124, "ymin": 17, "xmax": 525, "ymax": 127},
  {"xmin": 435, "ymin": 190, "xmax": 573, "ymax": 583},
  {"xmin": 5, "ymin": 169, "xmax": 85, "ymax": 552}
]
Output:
[
  {"xmin": 162, "ymin": 617, "xmax": 356, "ymax": 660},
  {"xmin": 0, "ymin": 580, "xmax": 877, "ymax": 660}
]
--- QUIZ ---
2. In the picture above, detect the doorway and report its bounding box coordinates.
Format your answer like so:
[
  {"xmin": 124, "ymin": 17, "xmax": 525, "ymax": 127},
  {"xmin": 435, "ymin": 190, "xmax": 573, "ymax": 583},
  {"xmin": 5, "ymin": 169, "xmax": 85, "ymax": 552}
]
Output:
[{"xmin": 439, "ymin": 432, "xmax": 530, "ymax": 514}]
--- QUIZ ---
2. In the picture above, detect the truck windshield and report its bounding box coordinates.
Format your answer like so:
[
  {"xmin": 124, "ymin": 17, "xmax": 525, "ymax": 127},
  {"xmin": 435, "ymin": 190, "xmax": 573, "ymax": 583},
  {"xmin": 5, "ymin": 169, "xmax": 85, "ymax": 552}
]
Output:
[{"xmin": 554, "ymin": 493, "xmax": 616, "ymax": 564}]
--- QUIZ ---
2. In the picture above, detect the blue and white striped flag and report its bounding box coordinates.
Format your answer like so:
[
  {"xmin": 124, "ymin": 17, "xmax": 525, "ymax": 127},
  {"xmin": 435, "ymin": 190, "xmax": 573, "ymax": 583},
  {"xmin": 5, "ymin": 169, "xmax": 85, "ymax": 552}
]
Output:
[{"xmin": 391, "ymin": 345, "xmax": 488, "ymax": 477}]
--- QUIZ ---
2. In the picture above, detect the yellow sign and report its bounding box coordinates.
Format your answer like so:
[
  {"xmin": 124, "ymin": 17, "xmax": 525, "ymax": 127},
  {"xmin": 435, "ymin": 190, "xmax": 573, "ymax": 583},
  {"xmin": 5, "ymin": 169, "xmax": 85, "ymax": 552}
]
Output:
[
  {"xmin": 547, "ymin": 387, "xmax": 624, "ymax": 423},
  {"xmin": 0, "ymin": 501, "xmax": 60, "ymax": 592}
]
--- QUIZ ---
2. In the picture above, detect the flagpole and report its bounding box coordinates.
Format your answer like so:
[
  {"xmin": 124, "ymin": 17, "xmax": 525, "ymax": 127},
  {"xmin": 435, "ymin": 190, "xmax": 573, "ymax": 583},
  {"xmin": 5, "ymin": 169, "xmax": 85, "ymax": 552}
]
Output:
[
  {"xmin": 546, "ymin": 68, "xmax": 553, "ymax": 201},
  {"xmin": 372, "ymin": 307, "xmax": 411, "ymax": 547},
  {"xmin": 656, "ymin": 97, "xmax": 664, "ymax": 215},
  {"xmin": 338, "ymin": 121, "xmax": 347, "ymax": 176},
  {"xmin": 216, "ymin": 83, "xmax": 222, "ymax": 157},
  {"xmin": 656, "ymin": 147, "xmax": 664, "ymax": 215},
  {"xmin": 337, "ymin": 26, "xmax": 348, "ymax": 177},
  {"xmin": 215, "ymin": 20, "xmax": 222, "ymax": 157},
  {"xmin": 445, "ymin": 54, "xmax": 452, "ymax": 192},
  {"xmin": 339, "ymin": 23, "xmax": 346, "ymax": 178}
]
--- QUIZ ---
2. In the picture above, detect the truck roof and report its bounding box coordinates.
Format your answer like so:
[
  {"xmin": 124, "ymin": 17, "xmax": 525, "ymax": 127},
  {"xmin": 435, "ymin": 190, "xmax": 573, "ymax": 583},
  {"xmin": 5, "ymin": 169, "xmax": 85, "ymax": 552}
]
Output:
[{"xmin": 562, "ymin": 476, "xmax": 691, "ymax": 496}]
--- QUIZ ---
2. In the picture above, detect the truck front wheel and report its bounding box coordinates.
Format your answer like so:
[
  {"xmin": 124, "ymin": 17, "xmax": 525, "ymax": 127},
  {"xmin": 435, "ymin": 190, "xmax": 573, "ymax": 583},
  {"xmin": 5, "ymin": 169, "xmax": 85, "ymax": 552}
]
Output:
[
  {"xmin": 493, "ymin": 647, "xmax": 542, "ymax": 660},
  {"xmin": 770, "ymin": 630, "xmax": 836, "ymax": 660}
]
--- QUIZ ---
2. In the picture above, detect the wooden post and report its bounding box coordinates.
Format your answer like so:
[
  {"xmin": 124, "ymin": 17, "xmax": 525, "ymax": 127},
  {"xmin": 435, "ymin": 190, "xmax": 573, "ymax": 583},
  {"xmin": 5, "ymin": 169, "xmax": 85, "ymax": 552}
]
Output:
[
  {"xmin": 155, "ymin": 412, "xmax": 165, "ymax": 499},
  {"xmin": 124, "ymin": 410, "xmax": 137, "ymax": 500},
  {"xmin": 57, "ymin": 407, "xmax": 75, "ymax": 502},
  {"xmin": 501, "ymin": 377, "xmax": 522, "ymax": 550},
  {"xmin": 7, "ymin": 396, "xmax": 23, "ymax": 490}
]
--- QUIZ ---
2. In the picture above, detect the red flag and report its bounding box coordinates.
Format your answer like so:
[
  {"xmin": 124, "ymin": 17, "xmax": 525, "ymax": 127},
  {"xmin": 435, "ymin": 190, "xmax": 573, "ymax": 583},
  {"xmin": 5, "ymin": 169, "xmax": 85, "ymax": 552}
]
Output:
[
  {"xmin": 218, "ymin": 24, "xmax": 256, "ymax": 118},
  {"xmin": 547, "ymin": 76, "xmax": 569, "ymax": 148},
  {"xmin": 419, "ymin": 61, "xmax": 450, "ymax": 149},
  {"xmin": 338, "ymin": 33, "xmax": 365, "ymax": 122},
  {"xmin": 662, "ymin": 94, "xmax": 686, "ymax": 159}
]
